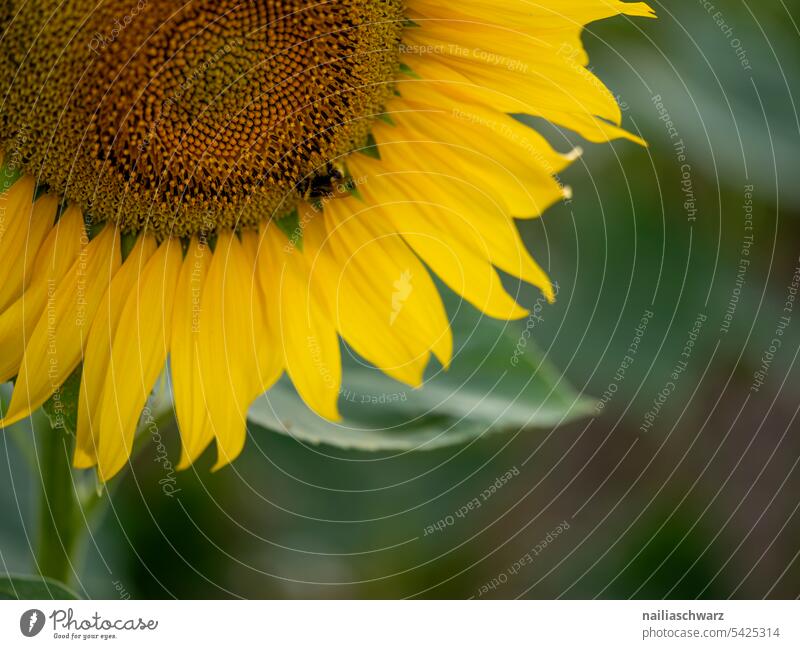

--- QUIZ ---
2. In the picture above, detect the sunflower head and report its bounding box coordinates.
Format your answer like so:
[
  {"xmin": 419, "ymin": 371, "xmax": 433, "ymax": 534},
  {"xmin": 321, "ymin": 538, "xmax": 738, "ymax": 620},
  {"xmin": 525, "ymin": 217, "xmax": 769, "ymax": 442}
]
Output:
[
  {"xmin": 0, "ymin": 0, "xmax": 654, "ymax": 481},
  {"xmin": 0, "ymin": 0, "xmax": 403, "ymax": 235}
]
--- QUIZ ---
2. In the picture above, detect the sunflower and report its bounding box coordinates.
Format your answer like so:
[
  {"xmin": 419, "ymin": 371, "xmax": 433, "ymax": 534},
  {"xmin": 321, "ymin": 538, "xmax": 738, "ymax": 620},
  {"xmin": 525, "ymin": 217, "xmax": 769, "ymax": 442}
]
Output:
[{"xmin": 0, "ymin": 0, "xmax": 654, "ymax": 480}]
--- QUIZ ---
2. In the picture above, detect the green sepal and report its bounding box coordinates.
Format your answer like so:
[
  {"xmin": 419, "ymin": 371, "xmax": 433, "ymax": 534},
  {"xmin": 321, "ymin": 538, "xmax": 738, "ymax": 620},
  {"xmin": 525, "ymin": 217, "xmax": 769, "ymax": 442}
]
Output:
[
  {"xmin": 0, "ymin": 159, "xmax": 22, "ymax": 193},
  {"xmin": 41, "ymin": 365, "xmax": 82, "ymax": 437},
  {"xmin": 399, "ymin": 62, "xmax": 421, "ymax": 79},
  {"xmin": 275, "ymin": 209, "xmax": 303, "ymax": 251},
  {"xmin": 347, "ymin": 184, "xmax": 365, "ymax": 202},
  {"xmin": 361, "ymin": 133, "xmax": 381, "ymax": 159},
  {"xmin": 86, "ymin": 219, "xmax": 107, "ymax": 240}
]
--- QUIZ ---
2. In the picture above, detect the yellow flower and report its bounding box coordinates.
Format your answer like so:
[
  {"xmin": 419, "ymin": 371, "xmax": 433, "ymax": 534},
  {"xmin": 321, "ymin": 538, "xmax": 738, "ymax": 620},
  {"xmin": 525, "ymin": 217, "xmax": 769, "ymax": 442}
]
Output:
[{"xmin": 0, "ymin": 0, "xmax": 654, "ymax": 479}]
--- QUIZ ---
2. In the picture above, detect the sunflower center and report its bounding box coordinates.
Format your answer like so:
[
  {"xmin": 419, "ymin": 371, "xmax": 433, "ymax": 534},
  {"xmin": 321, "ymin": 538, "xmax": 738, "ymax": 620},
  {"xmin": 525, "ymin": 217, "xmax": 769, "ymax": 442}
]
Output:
[{"xmin": 0, "ymin": 0, "xmax": 403, "ymax": 235}]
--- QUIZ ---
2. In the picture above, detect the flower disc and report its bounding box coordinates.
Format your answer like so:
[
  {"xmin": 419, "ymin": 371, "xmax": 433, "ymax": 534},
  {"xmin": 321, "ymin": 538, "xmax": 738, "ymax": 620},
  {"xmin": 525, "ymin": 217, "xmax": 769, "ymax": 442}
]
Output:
[{"xmin": 0, "ymin": 0, "xmax": 403, "ymax": 235}]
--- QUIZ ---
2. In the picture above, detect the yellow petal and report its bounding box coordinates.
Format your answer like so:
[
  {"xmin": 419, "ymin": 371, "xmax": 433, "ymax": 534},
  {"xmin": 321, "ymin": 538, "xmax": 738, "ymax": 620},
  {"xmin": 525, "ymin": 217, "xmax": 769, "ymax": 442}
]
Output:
[
  {"xmin": 170, "ymin": 236, "xmax": 215, "ymax": 470},
  {"xmin": 243, "ymin": 228, "xmax": 283, "ymax": 392},
  {"xmin": 74, "ymin": 235, "xmax": 157, "ymax": 469},
  {"xmin": 397, "ymin": 56, "xmax": 644, "ymax": 146},
  {"xmin": 261, "ymin": 223, "xmax": 342, "ymax": 422},
  {"xmin": 381, "ymin": 201, "xmax": 529, "ymax": 320},
  {"xmin": 199, "ymin": 231, "xmax": 279, "ymax": 470},
  {"xmin": 96, "ymin": 238, "xmax": 182, "ymax": 481},
  {"xmin": 404, "ymin": 0, "xmax": 653, "ymax": 145},
  {"xmin": 345, "ymin": 156, "xmax": 537, "ymax": 316},
  {"xmin": 0, "ymin": 191, "xmax": 56, "ymax": 311},
  {"xmin": 317, "ymin": 199, "xmax": 452, "ymax": 385},
  {"xmin": 0, "ymin": 206, "xmax": 86, "ymax": 383},
  {"xmin": 2, "ymin": 223, "xmax": 120, "ymax": 426},
  {"xmin": 378, "ymin": 92, "xmax": 570, "ymax": 217},
  {"xmin": 0, "ymin": 177, "xmax": 35, "ymax": 308},
  {"xmin": 349, "ymin": 154, "xmax": 554, "ymax": 302}
]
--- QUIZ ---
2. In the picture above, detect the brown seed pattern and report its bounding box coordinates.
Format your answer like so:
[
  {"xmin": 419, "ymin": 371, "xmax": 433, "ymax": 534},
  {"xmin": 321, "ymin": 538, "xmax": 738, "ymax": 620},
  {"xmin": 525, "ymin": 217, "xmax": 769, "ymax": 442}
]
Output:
[{"xmin": 0, "ymin": 0, "xmax": 403, "ymax": 235}]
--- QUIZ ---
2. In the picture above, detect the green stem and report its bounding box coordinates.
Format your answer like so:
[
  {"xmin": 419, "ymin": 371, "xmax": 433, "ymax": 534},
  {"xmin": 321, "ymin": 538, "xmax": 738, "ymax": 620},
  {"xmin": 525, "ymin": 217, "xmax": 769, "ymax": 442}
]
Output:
[
  {"xmin": 31, "ymin": 378, "xmax": 174, "ymax": 584},
  {"xmin": 36, "ymin": 422, "xmax": 80, "ymax": 584}
]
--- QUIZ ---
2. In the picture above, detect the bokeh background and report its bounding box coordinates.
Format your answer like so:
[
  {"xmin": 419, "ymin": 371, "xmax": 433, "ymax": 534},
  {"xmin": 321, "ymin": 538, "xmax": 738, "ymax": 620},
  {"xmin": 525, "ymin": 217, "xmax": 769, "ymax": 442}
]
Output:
[{"xmin": 2, "ymin": 1, "xmax": 799, "ymax": 599}]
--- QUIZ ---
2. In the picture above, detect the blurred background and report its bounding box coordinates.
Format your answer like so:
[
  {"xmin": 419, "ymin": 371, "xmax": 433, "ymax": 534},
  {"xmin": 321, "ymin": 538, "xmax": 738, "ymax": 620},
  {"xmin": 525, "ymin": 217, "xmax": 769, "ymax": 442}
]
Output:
[{"xmin": 2, "ymin": 1, "xmax": 799, "ymax": 598}]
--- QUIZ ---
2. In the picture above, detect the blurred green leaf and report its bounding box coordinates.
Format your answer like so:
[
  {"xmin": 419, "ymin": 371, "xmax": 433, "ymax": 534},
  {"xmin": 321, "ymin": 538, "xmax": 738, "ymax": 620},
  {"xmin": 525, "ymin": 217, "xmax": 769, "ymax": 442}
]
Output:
[
  {"xmin": 0, "ymin": 574, "xmax": 79, "ymax": 600},
  {"xmin": 249, "ymin": 297, "xmax": 593, "ymax": 451}
]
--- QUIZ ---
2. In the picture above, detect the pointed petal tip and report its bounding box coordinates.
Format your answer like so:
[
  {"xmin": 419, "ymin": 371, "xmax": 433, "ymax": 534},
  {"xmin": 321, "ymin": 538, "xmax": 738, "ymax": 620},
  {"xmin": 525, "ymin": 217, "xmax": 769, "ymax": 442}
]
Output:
[
  {"xmin": 177, "ymin": 445, "xmax": 209, "ymax": 471},
  {"xmin": 0, "ymin": 406, "xmax": 32, "ymax": 429},
  {"xmin": 72, "ymin": 450, "xmax": 97, "ymax": 470},
  {"xmin": 432, "ymin": 332, "xmax": 453, "ymax": 371},
  {"xmin": 623, "ymin": 2, "xmax": 657, "ymax": 19},
  {"xmin": 96, "ymin": 461, "xmax": 126, "ymax": 484},
  {"xmin": 211, "ymin": 453, "xmax": 239, "ymax": 473},
  {"xmin": 310, "ymin": 402, "xmax": 342, "ymax": 423},
  {"xmin": 516, "ymin": 305, "xmax": 532, "ymax": 318}
]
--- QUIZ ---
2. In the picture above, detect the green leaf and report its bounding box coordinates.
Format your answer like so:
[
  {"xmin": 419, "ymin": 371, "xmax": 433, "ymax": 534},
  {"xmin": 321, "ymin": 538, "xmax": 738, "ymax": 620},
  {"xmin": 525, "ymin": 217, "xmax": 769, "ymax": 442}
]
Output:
[
  {"xmin": 0, "ymin": 575, "xmax": 80, "ymax": 600},
  {"xmin": 248, "ymin": 292, "xmax": 593, "ymax": 451}
]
